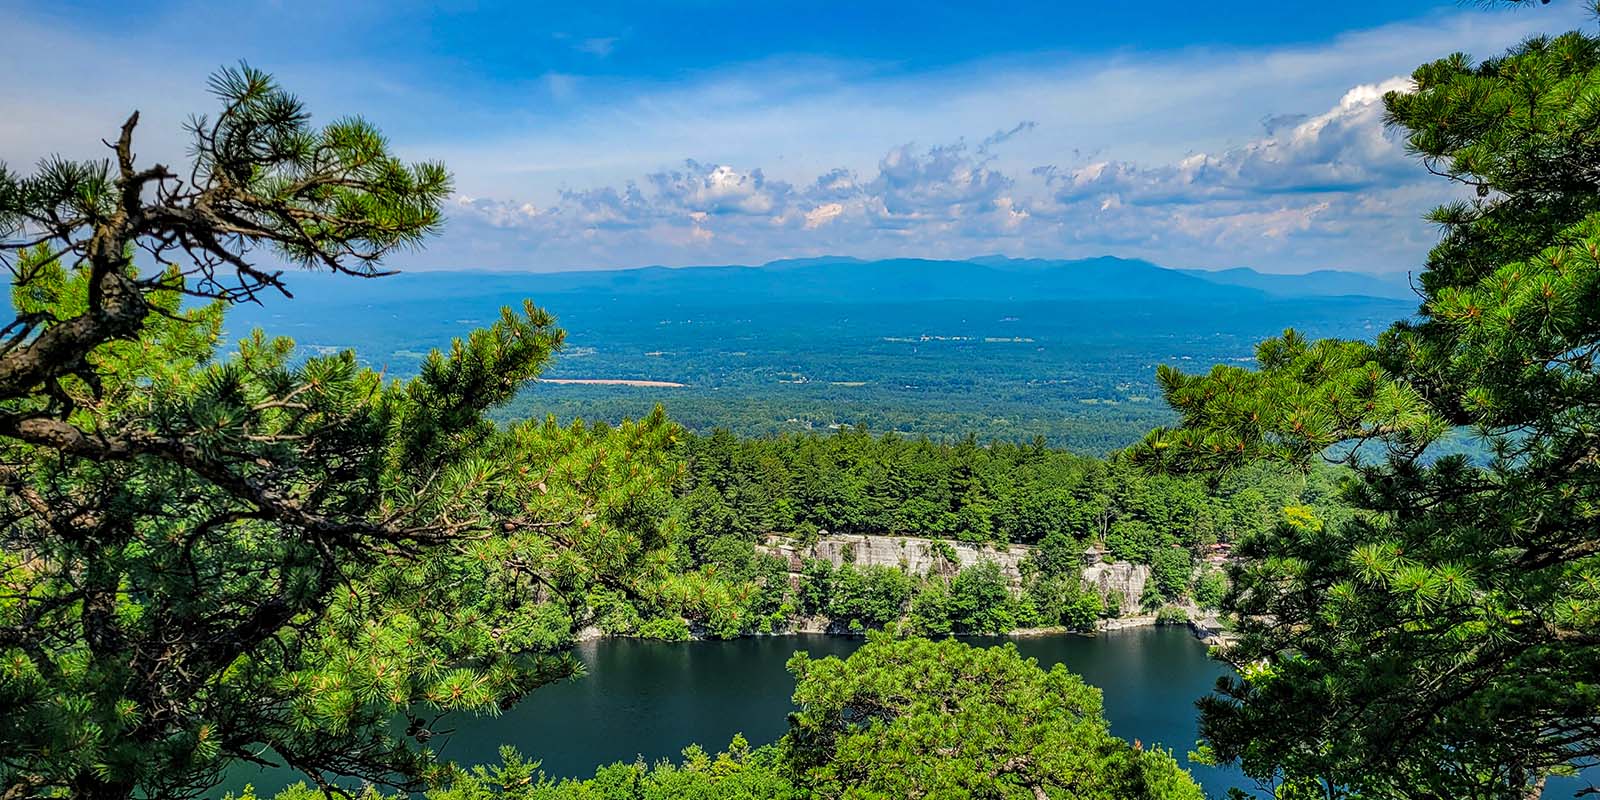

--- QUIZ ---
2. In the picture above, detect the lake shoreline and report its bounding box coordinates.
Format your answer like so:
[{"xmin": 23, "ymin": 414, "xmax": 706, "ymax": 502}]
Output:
[{"xmin": 576, "ymin": 611, "xmax": 1236, "ymax": 647}]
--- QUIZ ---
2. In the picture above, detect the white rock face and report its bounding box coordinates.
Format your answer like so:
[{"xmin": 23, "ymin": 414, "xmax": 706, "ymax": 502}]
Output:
[
  {"xmin": 760, "ymin": 532, "xmax": 1031, "ymax": 586},
  {"xmin": 1082, "ymin": 561, "xmax": 1151, "ymax": 612},
  {"xmin": 759, "ymin": 533, "xmax": 1152, "ymax": 612}
]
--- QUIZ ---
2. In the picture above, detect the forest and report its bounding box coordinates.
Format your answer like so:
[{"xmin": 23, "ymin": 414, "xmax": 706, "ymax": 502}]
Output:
[
  {"xmin": 3, "ymin": 4, "xmax": 1599, "ymax": 799},
  {"xmin": 674, "ymin": 428, "xmax": 1341, "ymax": 552},
  {"xmin": 226, "ymin": 270, "xmax": 1414, "ymax": 454},
  {"xmin": 586, "ymin": 428, "xmax": 1346, "ymax": 639}
]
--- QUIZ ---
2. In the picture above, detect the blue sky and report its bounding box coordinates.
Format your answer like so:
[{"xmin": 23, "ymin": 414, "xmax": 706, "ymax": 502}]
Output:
[{"xmin": 1, "ymin": 1, "xmax": 1591, "ymax": 273}]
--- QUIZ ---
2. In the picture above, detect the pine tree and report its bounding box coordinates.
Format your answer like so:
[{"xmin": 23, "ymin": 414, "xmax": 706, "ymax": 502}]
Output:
[
  {"xmin": 1127, "ymin": 25, "xmax": 1600, "ymax": 800},
  {"xmin": 0, "ymin": 67, "xmax": 680, "ymax": 800},
  {"xmin": 783, "ymin": 634, "xmax": 1204, "ymax": 799}
]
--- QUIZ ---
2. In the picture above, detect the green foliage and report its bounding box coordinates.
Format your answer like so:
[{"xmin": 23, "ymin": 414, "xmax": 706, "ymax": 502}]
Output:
[
  {"xmin": 627, "ymin": 422, "xmax": 1347, "ymax": 639},
  {"xmin": 676, "ymin": 428, "xmax": 1327, "ymax": 552},
  {"xmin": 1024, "ymin": 571, "xmax": 1105, "ymax": 632},
  {"xmin": 246, "ymin": 737, "xmax": 797, "ymax": 800},
  {"xmin": 649, "ymin": 570, "xmax": 755, "ymax": 639},
  {"xmin": 949, "ymin": 560, "xmax": 1017, "ymax": 633},
  {"xmin": 0, "ymin": 67, "xmax": 682, "ymax": 799},
  {"xmin": 798, "ymin": 559, "xmax": 836, "ymax": 618},
  {"xmin": 190, "ymin": 64, "xmax": 452, "ymax": 267},
  {"xmin": 1153, "ymin": 606, "xmax": 1189, "ymax": 626},
  {"xmin": 783, "ymin": 634, "xmax": 1204, "ymax": 799},
  {"xmin": 0, "ymin": 251, "xmax": 683, "ymax": 799},
  {"xmin": 1149, "ymin": 547, "xmax": 1193, "ymax": 603},
  {"xmin": 1029, "ymin": 530, "xmax": 1081, "ymax": 581},
  {"xmin": 823, "ymin": 565, "xmax": 913, "ymax": 631},
  {"xmin": 1139, "ymin": 582, "xmax": 1165, "ymax": 614},
  {"xmin": 906, "ymin": 578, "xmax": 956, "ymax": 637},
  {"xmin": 1128, "ymin": 24, "xmax": 1600, "ymax": 800},
  {"xmin": 635, "ymin": 617, "xmax": 693, "ymax": 642},
  {"xmin": 1192, "ymin": 568, "xmax": 1228, "ymax": 612}
]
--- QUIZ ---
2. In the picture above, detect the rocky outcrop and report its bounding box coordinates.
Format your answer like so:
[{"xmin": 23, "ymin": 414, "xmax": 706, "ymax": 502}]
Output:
[
  {"xmin": 759, "ymin": 533, "xmax": 1154, "ymax": 614},
  {"xmin": 1082, "ymin": 560, "xmax": 1150, "ymax": 613},
  {"xmin": 760, "ymin": 532, "xmax": 1031, "ymax": 586}
]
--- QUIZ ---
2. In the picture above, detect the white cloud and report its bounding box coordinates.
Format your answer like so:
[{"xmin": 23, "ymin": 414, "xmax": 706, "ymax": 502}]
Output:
[
  {"xmin": 0, "ymin": 3, "xmax": 1587, "ymax": 273},
  {"xmin": 805, "ymin": 203, "xmax": 845, "ymax": 229},
  {"xmin": 1040, "ymin": 77, "xmax": 1414, "ymax": 205},
  {"xmin": 452, "ymin": 195, "xmax": 547, "ymax": 228},
  {"xmin": 422, "ymin": 6, "xmax": 1582, "ymax": 271},
  {"xmin": 647, "ymin": 162, "xmax": 793, "ymax": 216},
  {"xmin": 443, "ymin": 74, "xmax": 1465, "ymax": 273},
  {"xmin": 870, "ymin": 141, "xmax": 1013, "ymax": 220}
]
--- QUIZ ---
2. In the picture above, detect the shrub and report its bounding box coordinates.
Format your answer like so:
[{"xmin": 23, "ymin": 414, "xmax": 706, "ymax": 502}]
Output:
[
  {"xmin": 636, "ymin": 617, "xmax": 692, "ymax": 641},
  {"xmin": 1155, "ymin": 605, "xmax": 1190, "ymax": 626},
  {"xmin": 1193, "ymin": 567, "xmax": 1229, "ymax": 611}
]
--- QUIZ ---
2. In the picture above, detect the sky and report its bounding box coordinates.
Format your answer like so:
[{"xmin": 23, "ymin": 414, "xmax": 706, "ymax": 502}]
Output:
[{"xmin": 0, "ymin": 1, "xmax": 1592, "ymax": 274}]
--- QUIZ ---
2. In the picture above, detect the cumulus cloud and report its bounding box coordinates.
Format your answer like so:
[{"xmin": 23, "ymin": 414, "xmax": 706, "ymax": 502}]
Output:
[
  {"xmin": 452, "ymin": 195, "xmax": 545, "ymax": 228},
  {"xmin": 647, "ymin": 161, "xmax": 794, "ymax": 216},
  {"xmin": 445, "ymin": 131, "xmax": 1049, "ymax": 266},
  {"xmin": 804, "ymin": 203, "xmax": 845, "ymax": 229},
  {"xmin": 3, "ymin": 1, "xmax": 1569, "ymax": 274},
  {"xmin": 444, "ymin": 76, "xmax": 1458, "ymax": 273},
  {"xmin": 1039, "ymin": 78, "xmax": 1414, "ymax": 206},
  {"xmin": 870, "ymin": 141, "xmax": 1014, "ymax": 221}
]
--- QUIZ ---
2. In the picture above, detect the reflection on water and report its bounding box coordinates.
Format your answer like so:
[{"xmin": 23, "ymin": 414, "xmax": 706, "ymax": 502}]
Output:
[
  {"xmin": 445, "ymin": 628, "xmax": 1241, "ymax": 791},
  {"xmin": 228, "ymin": 626, "xmax": 1247, "ymax": 797}
]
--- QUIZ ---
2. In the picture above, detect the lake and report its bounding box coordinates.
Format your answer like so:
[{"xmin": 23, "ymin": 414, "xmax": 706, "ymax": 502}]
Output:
[{"xmin": 230, "ymin": 625, "xmax": 1248, "ymax": 797}]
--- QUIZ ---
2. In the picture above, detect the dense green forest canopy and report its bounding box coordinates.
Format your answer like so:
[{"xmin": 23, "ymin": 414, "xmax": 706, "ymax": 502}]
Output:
[
  {"xmin": 359, "ymin": 421, "xmax": 1348, "ymax": 644},
  {"xmin": 675, "ymin": 427, "xmax": 1344, "ymax": 552},
  {"xmin": 579, "ymin": 428, "xmax": 1344, "ymax": 640}
]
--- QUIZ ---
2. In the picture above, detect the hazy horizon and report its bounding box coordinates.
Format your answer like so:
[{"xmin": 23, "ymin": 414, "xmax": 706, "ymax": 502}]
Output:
[{"xmin": 356, "ymin": 252, "xmax": 1419, "ymax": 279}]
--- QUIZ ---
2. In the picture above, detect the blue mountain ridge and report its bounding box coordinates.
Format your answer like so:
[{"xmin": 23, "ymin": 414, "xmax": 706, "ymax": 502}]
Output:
[{"xmin": 259, "ymin": 254, "xmax": 1415, "ymax": 308}]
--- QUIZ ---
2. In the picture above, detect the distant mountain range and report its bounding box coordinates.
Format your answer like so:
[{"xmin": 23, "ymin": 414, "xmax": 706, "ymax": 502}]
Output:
[
  {"xmin": 1174, "ymin": 266, "xmax": 1416, "ymax": 300},
  {"xmin": 218, "ymin": 253, "xmax": 1420, "ymax": 450},
  {"xmin": 264, "ymin": 255, "xmax": 1420, "ymax": 309}
]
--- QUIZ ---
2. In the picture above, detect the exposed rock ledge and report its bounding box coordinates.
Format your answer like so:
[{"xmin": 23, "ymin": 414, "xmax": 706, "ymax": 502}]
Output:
[
  {"xmin": 759, "ymin": 532, "xmax": 1152, "ymax": 613},
  {"xmin": 568, "ymin": 534, "xmax": 1236, "ymax": 646},
  {"xmin": 759, "ymin": 532, "xmax": 1030, "ymax": 585}
]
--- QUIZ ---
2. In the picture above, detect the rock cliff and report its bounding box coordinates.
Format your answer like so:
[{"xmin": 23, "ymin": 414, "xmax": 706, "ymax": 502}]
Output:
[
  {"xmin": 1082, "ymin": 561, "xmax": 1150, "ymax": 613},
  {"xmin": 760, "ymin": 532, "xmax": 1030, "ymax": 586},
  {"xmin": 759, "ymin": 532, "xmax": 1151, "ymax": 610}
]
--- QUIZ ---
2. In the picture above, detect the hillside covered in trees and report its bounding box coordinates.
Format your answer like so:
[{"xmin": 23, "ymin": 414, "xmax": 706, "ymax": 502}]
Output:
[
  {"xmin": 225, "ymin": 264, "xmax": 1414, "ymax": 454},
  {"xmin": 585, "ymin": 428, "xmax": 1349, "ymax": 639},
  {"xmin": 6, "ymin": 1, "xmax": 1600, "ymax": 797},
  {"xmin": 0, "ymin": 65, "xmax": 1210, "ymax": 800}
]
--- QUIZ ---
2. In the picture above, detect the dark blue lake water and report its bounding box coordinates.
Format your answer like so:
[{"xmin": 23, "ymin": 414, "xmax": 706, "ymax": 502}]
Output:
[
  {"xmin": 230, "ymin": 626, "xmax": 1250, "ymax": 797},
  {"xmin": 227, "ymin": 624, "xmax": 1598, "ymax": 797}
]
